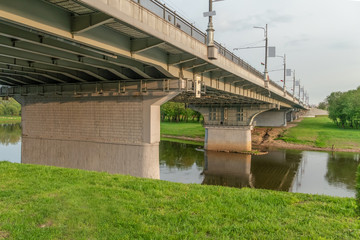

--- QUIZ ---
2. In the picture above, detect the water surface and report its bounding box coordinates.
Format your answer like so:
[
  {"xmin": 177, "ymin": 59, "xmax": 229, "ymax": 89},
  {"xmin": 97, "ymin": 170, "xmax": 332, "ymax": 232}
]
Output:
[{"xmin": 1, "ymin": 124, "xmax": 358, "ymax": 197}]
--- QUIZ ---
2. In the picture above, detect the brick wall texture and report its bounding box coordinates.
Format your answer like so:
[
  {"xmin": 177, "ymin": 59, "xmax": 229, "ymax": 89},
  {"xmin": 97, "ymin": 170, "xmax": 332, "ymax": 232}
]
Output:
[{"xmin": 22, "ymin": 95, "xmax": 145, "ymax": 144}]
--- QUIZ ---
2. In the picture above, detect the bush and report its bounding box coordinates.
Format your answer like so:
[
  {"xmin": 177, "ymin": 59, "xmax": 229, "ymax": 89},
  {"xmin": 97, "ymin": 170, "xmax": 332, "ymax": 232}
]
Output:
[
  {"xmin": 0, "ymin": 98, "xmax": 21, "ymax": 116},
  {"xmin": 357, "ymin": 164, "xmax": 360, "ymax": 214}
]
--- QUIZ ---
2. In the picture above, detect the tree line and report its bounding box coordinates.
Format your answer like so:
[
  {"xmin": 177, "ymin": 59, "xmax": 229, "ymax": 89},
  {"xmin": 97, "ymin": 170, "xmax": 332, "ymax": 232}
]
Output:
[
  {"xmin": 160, "ymin": 102, "xmax": 202, "ymax": 122},
  {"xmin": 321, "ymin": 86, "xmax": 360, "ymax": 128},
  {"xmin": 0, "ymin": 98, "xmax": 21, "ymax": 116}
]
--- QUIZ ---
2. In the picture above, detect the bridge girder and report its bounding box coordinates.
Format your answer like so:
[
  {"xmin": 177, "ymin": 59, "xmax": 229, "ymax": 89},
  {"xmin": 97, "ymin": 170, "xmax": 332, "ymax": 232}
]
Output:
[{"xmin": 0, "ymin": 0, "xmax": 303, "ymax": 109}]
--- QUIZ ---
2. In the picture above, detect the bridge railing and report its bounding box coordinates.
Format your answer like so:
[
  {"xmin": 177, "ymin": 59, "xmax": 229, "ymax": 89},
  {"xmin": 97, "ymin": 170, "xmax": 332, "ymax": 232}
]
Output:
[{"xmin": 130, "ymin": 0, "xmax": 292, "ymax": 99}]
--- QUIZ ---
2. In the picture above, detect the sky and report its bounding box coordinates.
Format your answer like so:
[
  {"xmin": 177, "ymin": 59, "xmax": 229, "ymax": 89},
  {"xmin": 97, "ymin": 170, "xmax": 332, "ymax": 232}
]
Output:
[{"xmin": 158, "ymin": 0, "xmax": 360, "ymax": 104}]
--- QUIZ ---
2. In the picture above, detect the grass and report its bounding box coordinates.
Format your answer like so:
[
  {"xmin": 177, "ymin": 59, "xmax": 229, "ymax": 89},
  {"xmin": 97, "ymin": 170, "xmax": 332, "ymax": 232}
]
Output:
[
  {"xmin": 279, "ymin": 116, "xmax": 360, "ymax": 149},
  {"xmin": 0, "ymin": 162, "xmax": 359, "ymax": 239},
  {"xmin": 0, "ymin": 116, "xmax": 21, "ymax": 124},
  {"xmin": 357, "ymin": 164, "xmax": 360, "ymax": 214},
  {"xmin": 160, "ymin": 122, "xmax": 205, "ymax": 138},
  {"xmin": 160, "ymin": 137, "xmax": 204, "ymax": 146}
]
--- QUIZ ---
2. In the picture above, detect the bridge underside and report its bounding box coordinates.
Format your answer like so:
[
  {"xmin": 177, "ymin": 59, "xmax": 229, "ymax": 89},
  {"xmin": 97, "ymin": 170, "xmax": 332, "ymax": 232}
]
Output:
[{"xmin": 0, "ymin": 0, "xmax": 304, "ymax": 178}]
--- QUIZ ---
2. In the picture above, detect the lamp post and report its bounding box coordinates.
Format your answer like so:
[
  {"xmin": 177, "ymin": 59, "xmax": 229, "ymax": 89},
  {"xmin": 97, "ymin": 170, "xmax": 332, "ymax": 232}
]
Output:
[
  {"xmin": 253, "ymin": 24, "xmax": 269, "ymax": 88},
  {"xmin": 275, "ymin": 54, "xmax": 287, "ymax": 96},
  {"xmin": 205, "ymin": 0, "xmax": 224, "ymax": 59},
  {"xmin": 292, "ymin": 70, "xmax": 296, "ymax": 101}
]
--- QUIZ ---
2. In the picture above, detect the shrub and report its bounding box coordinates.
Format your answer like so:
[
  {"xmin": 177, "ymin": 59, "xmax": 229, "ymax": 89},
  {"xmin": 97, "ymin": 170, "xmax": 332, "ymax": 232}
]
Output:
[{"xmin": 0, "ymin": 98, "xmax": 21, "ymax": 116}]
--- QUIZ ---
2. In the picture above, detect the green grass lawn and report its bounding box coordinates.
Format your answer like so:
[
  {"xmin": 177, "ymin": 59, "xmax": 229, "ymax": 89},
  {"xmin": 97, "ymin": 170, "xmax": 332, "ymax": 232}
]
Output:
[
  {"xmin": 160, "ymin": 122, "xmax": 205, "ymax": 138},
  {"xmin": 280, "ymin": 116, "xmax": 360, "ymax": 149},
  {"xmin": 0, "ymin": 162, "xmax": 359, "ymax": 239},
  {"xmin": 0, "ymin": 116, "xmax": 21, "ymax": 124}
]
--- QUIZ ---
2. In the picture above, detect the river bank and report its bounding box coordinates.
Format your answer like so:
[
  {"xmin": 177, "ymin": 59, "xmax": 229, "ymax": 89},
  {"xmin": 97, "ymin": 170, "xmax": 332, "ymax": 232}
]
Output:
[
  {"xmin": 0, "ymin": 116, "xmax": 21, "ymax": 124},
  {"xmin": 161, "ymin": 117, "xmax": 360, "ymax": 153},
  {"xmin": 0, "ymin": 161, "xmax": 358, "ymax": 239}
]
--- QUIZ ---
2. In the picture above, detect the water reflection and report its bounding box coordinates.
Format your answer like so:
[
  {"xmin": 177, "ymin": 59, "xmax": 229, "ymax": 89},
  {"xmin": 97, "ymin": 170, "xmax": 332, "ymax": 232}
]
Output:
[
  {"xmin": 159, "ymin": 141, "xmax": 204, "ymax": 184},
  {"xmin": 0, "ymin": 123, "xmax": 21, "ymax": 145},
  {"xmin": 21, "ymin": 137, "xmax": 160, "ymax": 178},
  {"xmin": 159, "ymin": 141, "xmax": 358, "ymax": 197},
  {"xmin": 326, "ymin": 152, "xmax": 359, "ymax": 190},
  {"xmin": 291, "ymin": 151, "xmax": 358, "ymax": 197},
  {"xmin": 203, "ymin": 151, "xmax": 252, "ymax": 188},
  {"xmin": 0, "ymin": 123, "xmax": 21, "ymax": 163},
  {"xmin": 0, "ymin": 124, "xmax": 358, "ymax": 197}
]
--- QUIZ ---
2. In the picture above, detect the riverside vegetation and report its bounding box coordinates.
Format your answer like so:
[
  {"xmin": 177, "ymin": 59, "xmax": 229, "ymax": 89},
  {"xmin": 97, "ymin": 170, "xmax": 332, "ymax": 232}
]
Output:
[
  {"xmin": 0, "ymin": 98, "xmax": 21, "ymax": 117},
  {"xmin": 278, "ymin": 116, "xmax": 360, "ymax": 150},
  {"xmin": 0, "ymin": 162, "xmax": 359, "ymax": 239},
  {"xmin": 358, "ymin": 165, "xmax": 360, "ymax": 212},
  {"xmin": 320, "ymin": 86, "xmax": 360, "ymax": 128},
  {"xmin": 161, "ymin": 115, "xmax": 360, "ymax": 151},
  {"xmin": 0, "ymin": 98, "xmax": 21, "ymax": 124}
]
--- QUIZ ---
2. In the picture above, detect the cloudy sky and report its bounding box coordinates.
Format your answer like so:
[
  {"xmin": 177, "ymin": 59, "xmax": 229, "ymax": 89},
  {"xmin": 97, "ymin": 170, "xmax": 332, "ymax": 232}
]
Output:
[{"xmin": 159, "ymin": 0, "xmax": 360, "ymax": 104}]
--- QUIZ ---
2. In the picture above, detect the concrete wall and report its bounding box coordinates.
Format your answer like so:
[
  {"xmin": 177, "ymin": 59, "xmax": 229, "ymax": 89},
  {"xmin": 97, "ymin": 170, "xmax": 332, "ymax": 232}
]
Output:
[
  {"xmin": 18, "ymin": 93, "xmax": 176, "ymax": 179},
  {"xmin": 253, "ymin": 110, "xmax": 287, "ymax": 127},
  {"xmin": 205, "ymin": 126, "xmax": 252, "ymax": 152}
]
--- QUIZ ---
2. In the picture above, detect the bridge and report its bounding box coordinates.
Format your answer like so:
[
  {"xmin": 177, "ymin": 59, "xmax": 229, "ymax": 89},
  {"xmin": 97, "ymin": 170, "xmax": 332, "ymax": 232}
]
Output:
[{"xmin": 0, "ymin": 0, "xmax": 306, "ymax": 178}]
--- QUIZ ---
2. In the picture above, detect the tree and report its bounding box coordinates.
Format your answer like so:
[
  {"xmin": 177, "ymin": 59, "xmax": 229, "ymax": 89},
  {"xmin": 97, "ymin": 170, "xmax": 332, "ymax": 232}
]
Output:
[
  {"xmin": 317, "ymin": 101, "xmax": 328, "ymax": 110},
  {"xmin": 160, "ymin": 102, "xmax": 202, "ymax": 122},
  {"xmin": 326, "ymin": 87, "xmax": 360, "ymax": 128},
  {"xmin": 0, "ymin": 98, "xmax": 21, "ymax": 116}
]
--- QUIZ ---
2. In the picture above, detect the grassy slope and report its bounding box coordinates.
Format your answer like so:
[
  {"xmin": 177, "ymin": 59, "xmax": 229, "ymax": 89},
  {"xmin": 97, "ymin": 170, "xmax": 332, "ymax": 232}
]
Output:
[
  {"xmin": 160, "ymin": 122, "xmax": 205, "ymax": 138},
  {"xmin": 160, "ymin": 137, "xmax": 204, "ymax": 146},
  {"xmin": 0, "ymin": 162, "xmax": 359, "ymax": 239},
  {"xmin": 357, "ymin": 165, "xmax": 360, "ymax": 213},
  {"xmin": 0, "ymin": 116, "xmax": 21, "ymax": 124},
  {"xmin": 280, "ymin": 116, "xmax": 360, "ymax": 149}
]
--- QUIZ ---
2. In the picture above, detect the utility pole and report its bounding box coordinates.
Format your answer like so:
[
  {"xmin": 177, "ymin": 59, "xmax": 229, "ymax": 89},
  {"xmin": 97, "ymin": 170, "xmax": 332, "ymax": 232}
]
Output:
[
  {"xmin": 283, "ymin": 54, "xmax": 286, "ymax": 96},
  {"xmin": 206, "ymin": 0, "xmax": 214, "ymax": 46},
  {"xmin": 253, "ymin": 24, "xmax": 269, "ymax": 88},
  {"xmin": 292, "ymin": 70, "xmax": 296, "ymax": 101},
  {"xmin": 205, "ymin": 0, "xmax": 223, "ymax": 59},
  {"xmin": 264, "ymin": 24, "xmax": 269, "ymax": 88}
]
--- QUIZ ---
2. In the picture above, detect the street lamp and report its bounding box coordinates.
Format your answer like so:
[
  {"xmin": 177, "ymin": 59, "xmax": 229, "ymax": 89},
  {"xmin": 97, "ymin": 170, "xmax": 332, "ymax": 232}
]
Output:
[
  {"xmin": 274, "ymin": 54, "xmax": 292, "ymax": 96},
  {"xmin": 253, "ymin": 24, "xmax": 269, "ymax": 88},
  {"xmin": 277, "ymin": 54, "xmax": 286, "ymax": 95},
  {"xmin": 204, "ymin": 0, "xmax": 224, "ymax": 60},
  {"xmin": 292, "ymin": 70, "xmax": 296, "ymax": 101}
]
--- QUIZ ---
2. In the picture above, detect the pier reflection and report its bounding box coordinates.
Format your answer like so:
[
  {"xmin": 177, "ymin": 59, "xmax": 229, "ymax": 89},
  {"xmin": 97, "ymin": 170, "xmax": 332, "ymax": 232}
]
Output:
[
  {"xmin": 202, "ymin": 151, "xmax": 252, "ymax": 188},
  {"xmin": 0, "ymin": 123, "xmax": 21, "ymax": 145},
  {"xmin": 21, "ymin": 137, "xmax": 160, "ymax": 178},
  {"xmin": 202, "ymin": 150, "xmax": 302, "ymax": 191}
]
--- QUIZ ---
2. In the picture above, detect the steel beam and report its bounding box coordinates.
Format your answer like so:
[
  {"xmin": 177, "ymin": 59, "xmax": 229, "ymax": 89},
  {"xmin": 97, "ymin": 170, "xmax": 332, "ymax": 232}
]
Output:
[
  {"xmin": 131, "ymin": 38, "xmax": 165, "ymax": 54},
  {"xmin": 0, "ymin": 23, "xmax": 150, "ymax": 79},
  {"xmin": 71, "ymin": 12, "xmax": 114, "ymax": 34},
  {"xmin": 0, "ymin": 56, "xmax": 86, "ymax": 83}
]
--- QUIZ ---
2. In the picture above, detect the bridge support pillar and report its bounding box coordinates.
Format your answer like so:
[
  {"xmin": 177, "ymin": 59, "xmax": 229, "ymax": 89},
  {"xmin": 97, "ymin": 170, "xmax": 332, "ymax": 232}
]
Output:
[
  {"xmin": 253, "ymin": 109, "xmax": 291, "ymax": 127},
  {"xmin": 191, "ymin": 104, "xmax": 275, "ymax": 152},
  {"xmin": 16, "ymin": 92, "xmax": 178, "ymax": 179},
  {"xmin": 205, "ymin": 126, "xmax": 253, "ymax": 152}
]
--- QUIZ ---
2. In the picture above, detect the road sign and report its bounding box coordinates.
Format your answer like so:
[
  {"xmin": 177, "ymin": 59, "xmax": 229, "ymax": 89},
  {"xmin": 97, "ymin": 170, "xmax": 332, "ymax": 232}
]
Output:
[
  {"xmin": 286, "ymin": 69, "xmax": 292, "ymax": 76},
  {"xmin": 203, "ymin": 11, "xmax": 216, "ymax": 17},
  {"xmin": 268, "ymin": 46, "xmax": 276, "ymax": 57}
]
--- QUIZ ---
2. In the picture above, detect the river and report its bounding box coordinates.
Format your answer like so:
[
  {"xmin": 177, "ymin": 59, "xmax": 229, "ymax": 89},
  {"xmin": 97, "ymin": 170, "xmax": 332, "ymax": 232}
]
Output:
[{"xmin": 1, "ymin": 123, "xmax": 358, "ymax": 197}]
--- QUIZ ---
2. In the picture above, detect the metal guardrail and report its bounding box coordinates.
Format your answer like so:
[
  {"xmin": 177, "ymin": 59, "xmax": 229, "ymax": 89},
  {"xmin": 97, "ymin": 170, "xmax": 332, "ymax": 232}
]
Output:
[{"xmin": 130, "ymin": 0, "xmax": 294, "ymax": 98}]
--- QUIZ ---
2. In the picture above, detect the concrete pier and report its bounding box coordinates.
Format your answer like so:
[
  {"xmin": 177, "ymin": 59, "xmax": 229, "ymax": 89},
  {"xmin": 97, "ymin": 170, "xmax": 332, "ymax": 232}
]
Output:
[
  {"xmin": 205, "ymin": 126, "xmax": 253, "ymax": 152},
  {"xmin": 191, "ymin": 104, "xmax": 276, "ymax": 152},
  {"xmin": 253, "ymin": 110, "xmax": 289, "ymax": 127},
  {"xmin": 17, "ymin": 93, "xmax": 177, "ymax": 179}
]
